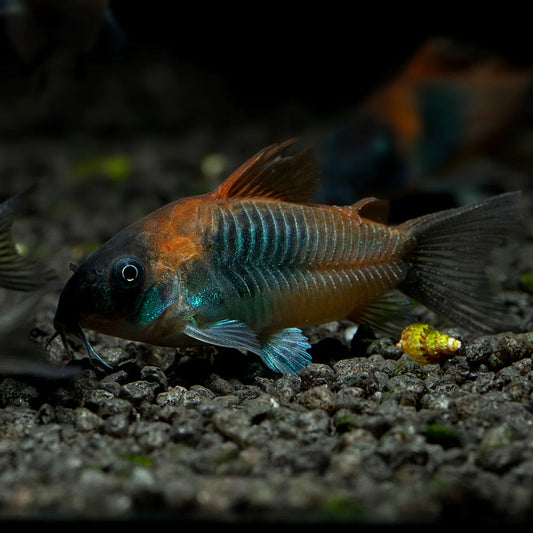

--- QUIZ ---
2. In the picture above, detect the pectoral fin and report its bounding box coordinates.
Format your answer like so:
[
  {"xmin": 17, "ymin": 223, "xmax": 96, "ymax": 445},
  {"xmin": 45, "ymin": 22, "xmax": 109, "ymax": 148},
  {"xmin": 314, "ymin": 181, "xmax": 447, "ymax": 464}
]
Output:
[
  {"xmin": 184, "ymin": 320, "xmax": 312, "ymax": 375},
  {"xmin": 183, "ymin": 319, "xmax": 263, "ymax": 355}
]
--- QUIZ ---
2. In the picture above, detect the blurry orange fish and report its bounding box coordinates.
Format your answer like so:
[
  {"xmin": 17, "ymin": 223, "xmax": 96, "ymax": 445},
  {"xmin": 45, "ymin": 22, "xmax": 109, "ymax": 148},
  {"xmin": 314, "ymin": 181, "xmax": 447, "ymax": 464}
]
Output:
[
  {"xmin": 366, "ymin": 38, "xmax": 532, "ymax": 171},
  {"xmin": 320, "ymin": 38, "xmax": 532, "ymax": 204},
  {"xmin": 49, "ymin": 140, "xmax": 521, "ymax": 374}
]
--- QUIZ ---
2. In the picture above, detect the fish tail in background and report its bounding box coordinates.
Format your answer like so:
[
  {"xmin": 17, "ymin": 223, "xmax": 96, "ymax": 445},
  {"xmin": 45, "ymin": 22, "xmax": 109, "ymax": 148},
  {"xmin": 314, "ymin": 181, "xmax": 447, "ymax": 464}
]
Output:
[
  {"xmin": 398, "ymin": 191, "xmax": 522, "ymax": 333},
  {"xmin": 0, "ymin": 186, "xmax": 58, "ymax": 291},
  {"xmin": 0, "ymin": 290, "xmax": 81, "ymax": 378}
]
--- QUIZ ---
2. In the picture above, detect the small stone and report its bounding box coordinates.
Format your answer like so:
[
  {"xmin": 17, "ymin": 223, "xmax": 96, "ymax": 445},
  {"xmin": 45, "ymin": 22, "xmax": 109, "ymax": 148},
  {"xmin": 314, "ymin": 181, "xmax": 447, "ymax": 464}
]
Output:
[
  {"xmin": 0, "ymin": 378, "xmax": 39, "ymax": 407},
  {"xmin": 84, "ymin": 389, "xmax": 115, "ymax": 411},
  {"xmin": 103, "ymin": 413, "xmax": 130, "ymax": 437},
  {"xmin": 140, "ymin": 365, "xmax": 168, "ymax": 390},
  {"xmin": 299, "ymin": 363, "xmax": 336, "ymax": 388},
  {"xmin": 75, "ymin": 407, "xmax": 103, "ymax": 432},
  {"xmin": 156, "ymin": 385, "xmax": 188, "ymax": 406},
  {"xmin": 120, "ymin": 380, "xmax": 159, "ymax": 404},
  {"xmin": 296, "ymin": 384, "xmax": 336, "ymax": 414},
  {"xmin": 205, "ymin": 375, "xmax": 235, "ymax": 396},
  {"xmin": 478, "ymin": 424, "xmax": 522, "ymax": 473},
  {"xmin": 211, "ymin": 408, "xmax": 252, "ymax": 446},
  {"xmin": 97, "ymin": 397, "xmax": 134, "ymax": 419},
  {"xmin": 386, "ymin": 373, "xmax": 427, "ymax": 407},
  {"xmin": 133, "ymin": 421, "xmax": 172, "ymax": 451}
]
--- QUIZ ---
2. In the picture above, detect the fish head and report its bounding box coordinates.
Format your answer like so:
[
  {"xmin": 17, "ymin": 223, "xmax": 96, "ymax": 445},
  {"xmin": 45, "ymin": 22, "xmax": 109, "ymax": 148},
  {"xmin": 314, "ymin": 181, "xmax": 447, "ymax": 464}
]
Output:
[
  {"xmin": 51, "ymin": 221, "xmax": 189, "ymax": 364},
  {"xmin": 55, "ymin": 251, "xmax": 146, "ymax": 337}
]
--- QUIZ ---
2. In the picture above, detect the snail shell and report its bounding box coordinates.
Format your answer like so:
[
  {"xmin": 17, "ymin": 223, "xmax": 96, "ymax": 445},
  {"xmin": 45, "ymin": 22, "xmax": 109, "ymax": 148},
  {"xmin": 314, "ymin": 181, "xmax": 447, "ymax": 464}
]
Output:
[{"xmin": 396, "ymin": 323, "xmax": 462, "ymax": 364}]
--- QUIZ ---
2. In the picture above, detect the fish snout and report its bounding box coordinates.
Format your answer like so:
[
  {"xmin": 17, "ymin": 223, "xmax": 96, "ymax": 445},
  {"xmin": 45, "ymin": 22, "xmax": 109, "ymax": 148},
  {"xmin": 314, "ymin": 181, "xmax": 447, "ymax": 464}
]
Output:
[
  {"xmin": 48, "ymin": 280, "xmax": 83, "ymax": 358},
  {"xmin": 49, "ymin": 299, "xmax": 112, "ymax": 369},
  {"xmin": 48, "ymin": 272, "xmax": 112, "ymax": 368}
]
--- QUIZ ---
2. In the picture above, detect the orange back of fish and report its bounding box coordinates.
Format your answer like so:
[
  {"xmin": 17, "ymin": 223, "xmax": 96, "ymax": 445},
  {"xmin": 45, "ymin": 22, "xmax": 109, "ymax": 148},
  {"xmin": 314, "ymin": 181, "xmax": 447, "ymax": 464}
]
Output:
[{"xmin": 139, "ymin": 189, "xmax": 411, "ymax": 336}]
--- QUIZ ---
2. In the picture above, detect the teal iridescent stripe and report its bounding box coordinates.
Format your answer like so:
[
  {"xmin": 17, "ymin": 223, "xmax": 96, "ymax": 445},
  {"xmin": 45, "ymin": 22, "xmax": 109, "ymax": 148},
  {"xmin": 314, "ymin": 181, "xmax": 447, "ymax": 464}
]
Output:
[
  {"xmin": 214, "ymin": 201, "xmax": 401, "ymax": 270},
  {"xmin": 209, "ymin": 201, "xmax": 407, "ymax": 328}
]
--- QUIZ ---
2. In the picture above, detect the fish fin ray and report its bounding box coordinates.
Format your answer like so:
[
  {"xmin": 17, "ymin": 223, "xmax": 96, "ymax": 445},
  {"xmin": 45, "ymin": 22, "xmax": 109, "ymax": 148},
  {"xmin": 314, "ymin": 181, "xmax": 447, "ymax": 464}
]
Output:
[
  {"xmin": 212, "ymin": 139, "xmax": 320, "ymax": 203},
  {"xmin": 184, "ymin": 320, "xmax": 311, "ymax": 375},
  {"xmin": 259, "ymin": 328, "xmax": 312, "ymax": 375},
  {"xmin": 349, "ymin": 290, "xmax": 417, "ymax": 338},
  {"xmin": 0, "ymin": 186, "xmax": 59, "ymax": 291},
  {"xmin": 183, "ymin": 318, "xmax": 263, "ymax": 355},
  {"xmin": 399, "ymin": 191, "xmax": 522, "ymax": 333}
]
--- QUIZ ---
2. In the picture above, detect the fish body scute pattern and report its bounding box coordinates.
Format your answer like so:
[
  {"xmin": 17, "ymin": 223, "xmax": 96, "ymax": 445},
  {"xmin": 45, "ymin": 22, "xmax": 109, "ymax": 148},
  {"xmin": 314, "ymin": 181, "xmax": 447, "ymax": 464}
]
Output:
[{"xmin": 202, "ymin": 199, "xmax": 409, "ymax": 332}]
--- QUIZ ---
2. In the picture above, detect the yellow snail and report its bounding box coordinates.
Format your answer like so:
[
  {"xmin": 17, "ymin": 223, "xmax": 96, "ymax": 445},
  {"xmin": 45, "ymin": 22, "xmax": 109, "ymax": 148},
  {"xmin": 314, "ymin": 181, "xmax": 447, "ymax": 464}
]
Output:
[{"xmin": 396, "ymin": 323, "xmax": 462, "ymax": 364}]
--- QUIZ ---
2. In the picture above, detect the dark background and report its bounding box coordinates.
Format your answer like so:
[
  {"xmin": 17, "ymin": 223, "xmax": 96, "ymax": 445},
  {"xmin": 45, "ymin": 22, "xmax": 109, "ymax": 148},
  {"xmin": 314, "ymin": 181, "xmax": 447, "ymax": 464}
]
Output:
[
  {"xmin": 103, "ymin": 4, "xmax": 533, "ymax": 108},
  {"xmin": 2, "ymin": 3, "xmax": 532, "ymax": 128},
  {"xmin": 1, "ymin": 3, "xmax": 532, "ymax": 228}
]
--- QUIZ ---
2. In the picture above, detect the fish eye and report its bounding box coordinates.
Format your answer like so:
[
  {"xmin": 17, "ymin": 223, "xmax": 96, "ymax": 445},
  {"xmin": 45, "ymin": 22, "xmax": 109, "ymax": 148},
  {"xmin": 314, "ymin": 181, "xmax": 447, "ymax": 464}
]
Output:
[
  {"xmin": 113, "ymin": 257, "xmax": 145, "ymax": 289},
  {"xmin": 122, "ymin": 264, "xmax": 138, "ymax": 282}
]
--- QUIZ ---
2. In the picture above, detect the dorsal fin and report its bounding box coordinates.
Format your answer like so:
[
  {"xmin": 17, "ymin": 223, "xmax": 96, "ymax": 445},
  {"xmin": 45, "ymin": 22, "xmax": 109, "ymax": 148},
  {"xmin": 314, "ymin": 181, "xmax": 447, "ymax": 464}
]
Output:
[
  {"xmin": 341, "ymin": 197, "xmax": 390, "ymax": 223},
  {"xmin": 211, "ymin": 139, "xmax": 320, "ymax": 203}
]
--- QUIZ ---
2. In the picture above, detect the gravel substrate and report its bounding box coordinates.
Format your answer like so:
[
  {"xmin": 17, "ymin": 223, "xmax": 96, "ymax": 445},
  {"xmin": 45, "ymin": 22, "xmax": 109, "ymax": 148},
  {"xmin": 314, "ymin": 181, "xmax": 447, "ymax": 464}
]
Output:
[{"xmin": 3, "ymin": 325, "xmax": 533, "ymax": 524}]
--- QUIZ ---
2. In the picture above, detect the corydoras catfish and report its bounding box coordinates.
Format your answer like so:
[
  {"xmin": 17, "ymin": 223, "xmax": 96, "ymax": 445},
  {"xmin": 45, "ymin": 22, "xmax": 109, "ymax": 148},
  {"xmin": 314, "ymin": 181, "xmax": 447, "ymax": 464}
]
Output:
[{"xmin": 50, "ymin": 140, "xmax": 521, "ymax": 374}]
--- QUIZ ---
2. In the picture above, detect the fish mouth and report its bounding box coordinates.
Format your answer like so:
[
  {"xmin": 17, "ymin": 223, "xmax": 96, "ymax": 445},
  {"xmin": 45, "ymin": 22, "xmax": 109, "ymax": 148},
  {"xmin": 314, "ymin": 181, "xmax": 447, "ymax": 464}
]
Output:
[{"xmin": 45, "ymin": 320, "xmax": 112, "ymax": 369}]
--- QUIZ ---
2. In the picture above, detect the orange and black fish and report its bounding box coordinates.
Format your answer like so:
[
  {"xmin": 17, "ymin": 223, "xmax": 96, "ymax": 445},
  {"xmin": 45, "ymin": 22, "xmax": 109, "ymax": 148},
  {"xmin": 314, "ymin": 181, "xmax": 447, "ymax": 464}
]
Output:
[{"xmin": 49, "ymin": 140, "xmax": 521, "ymax": 374}]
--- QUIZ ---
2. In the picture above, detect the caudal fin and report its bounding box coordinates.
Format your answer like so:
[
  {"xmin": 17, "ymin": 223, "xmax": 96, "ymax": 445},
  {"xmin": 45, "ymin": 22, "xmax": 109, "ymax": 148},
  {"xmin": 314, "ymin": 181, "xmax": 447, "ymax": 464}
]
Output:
[
  {"xmin": 399, "ymin": 191, "xmax": 522, "ymax": 333},
  {"xmin": 0, "ymin": 187, "xmax": 58, "ymax": 291}
]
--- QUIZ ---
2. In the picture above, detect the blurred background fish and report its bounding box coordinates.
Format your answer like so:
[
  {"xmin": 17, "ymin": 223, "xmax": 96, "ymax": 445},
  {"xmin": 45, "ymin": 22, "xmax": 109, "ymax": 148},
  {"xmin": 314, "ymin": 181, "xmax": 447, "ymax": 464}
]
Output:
[
  {"xmin": 317, "ymin": 38, "xmax": 533, "ymax": 212},
  {"xmin": 0, "ymin": 186, "xmax": 79, "ymax": 377},
  {"xmin": 0, "ymin": 0, "xmax": 124, "ymax": 114},
  {"xmin": 0, "ymin": 186, "xmax": 58, "ymax": 291}
]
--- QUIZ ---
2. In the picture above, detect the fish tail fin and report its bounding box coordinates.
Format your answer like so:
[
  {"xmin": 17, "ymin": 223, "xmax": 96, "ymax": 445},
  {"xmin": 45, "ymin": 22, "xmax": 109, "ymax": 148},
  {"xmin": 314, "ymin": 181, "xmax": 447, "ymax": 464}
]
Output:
[
  {"xmin": 0, "ymin": 186, "xmax": 58, "ymax": 291},
  {"xmin": 398, "ymin": 191, "xmax": 522, "ymax": 333}
]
